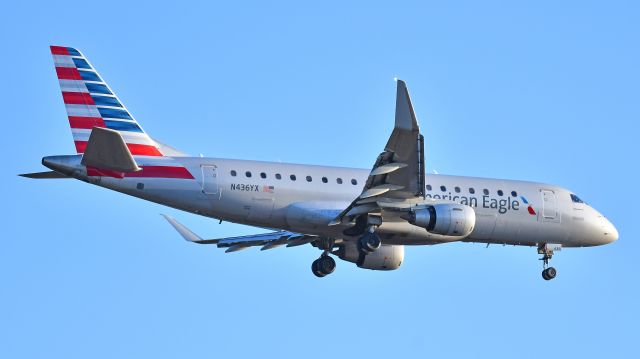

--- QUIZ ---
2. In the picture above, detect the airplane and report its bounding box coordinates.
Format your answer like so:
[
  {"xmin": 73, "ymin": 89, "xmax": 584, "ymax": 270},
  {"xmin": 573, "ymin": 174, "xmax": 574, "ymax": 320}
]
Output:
[{"xmin": 20, "ymin": 46, "xmax": 619, "ymax": 280}]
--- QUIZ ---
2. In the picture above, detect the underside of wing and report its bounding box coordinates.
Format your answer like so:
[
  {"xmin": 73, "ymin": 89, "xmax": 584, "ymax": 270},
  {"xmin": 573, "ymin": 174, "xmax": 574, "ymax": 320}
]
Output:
[{"xmin": 162, "ymin": 215, "xmax": 317, "ymax": 253}]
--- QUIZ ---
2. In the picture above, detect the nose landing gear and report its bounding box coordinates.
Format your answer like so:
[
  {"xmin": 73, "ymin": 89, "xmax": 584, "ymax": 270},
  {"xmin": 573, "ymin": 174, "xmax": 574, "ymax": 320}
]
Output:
[
  {"xmin": 538, "ymin": 243, "xmax": 561, "ymax": 281},
  {"xmin": 542, "ymin": 266, "xmax": 557, "ymax": 280}
]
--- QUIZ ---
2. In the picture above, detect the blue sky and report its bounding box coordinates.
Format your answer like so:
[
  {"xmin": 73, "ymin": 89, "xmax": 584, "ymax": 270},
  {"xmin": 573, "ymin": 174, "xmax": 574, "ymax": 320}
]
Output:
[{"xmin": 1, "ymin": 1, "xmax": 638, "ymax": 358}]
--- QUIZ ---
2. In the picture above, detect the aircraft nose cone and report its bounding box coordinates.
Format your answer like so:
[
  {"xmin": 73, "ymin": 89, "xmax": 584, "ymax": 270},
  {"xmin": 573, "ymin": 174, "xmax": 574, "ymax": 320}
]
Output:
[
  {"xmin": 604, "ymin": 219, "xmax": 619, "ymax": 244},
  {"xmin": 593, "ymin": 215, "xmax": 618, "ymax": 245}
]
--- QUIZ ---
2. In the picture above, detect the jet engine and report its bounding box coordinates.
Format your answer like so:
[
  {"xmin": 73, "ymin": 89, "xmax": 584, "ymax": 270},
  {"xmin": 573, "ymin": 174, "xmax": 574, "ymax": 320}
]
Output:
[
  {"xmin": 406, "ymin": 203, "xmax": 476, "ymax": 237},
  {"xmin": 335, "ymin": 243, "xmax": 404, "ymax": 270}
]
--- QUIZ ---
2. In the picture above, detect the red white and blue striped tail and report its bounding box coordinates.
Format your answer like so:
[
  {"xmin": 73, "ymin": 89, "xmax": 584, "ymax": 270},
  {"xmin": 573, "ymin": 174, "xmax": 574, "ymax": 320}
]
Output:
[{"xmin": 50, "ymin": 45, "xmax": 163, "ymax": 157}]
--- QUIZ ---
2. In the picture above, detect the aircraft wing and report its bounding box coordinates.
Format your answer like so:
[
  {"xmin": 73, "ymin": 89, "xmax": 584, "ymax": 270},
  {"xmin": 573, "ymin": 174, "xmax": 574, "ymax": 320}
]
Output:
[
  {"xmin": 162, "ymin": 215, "xmax": 317, "ymax": 252},
  {"xmin": 331, "ymin": 80, "xmax": 425, "ymax": 225}
]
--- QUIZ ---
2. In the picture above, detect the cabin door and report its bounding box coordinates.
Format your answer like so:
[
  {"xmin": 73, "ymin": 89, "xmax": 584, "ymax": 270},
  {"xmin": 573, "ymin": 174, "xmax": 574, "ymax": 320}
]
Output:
[{"xmin": 541, "ymin": 189, "xmax": 559, "ymax": 222}]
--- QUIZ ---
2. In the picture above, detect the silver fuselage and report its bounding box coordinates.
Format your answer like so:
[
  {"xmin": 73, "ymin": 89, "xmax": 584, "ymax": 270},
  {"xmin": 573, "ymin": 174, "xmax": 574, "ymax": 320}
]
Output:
[{"xmin": 44, "ymin": 154, "xmax": 618, "ymax": 248}]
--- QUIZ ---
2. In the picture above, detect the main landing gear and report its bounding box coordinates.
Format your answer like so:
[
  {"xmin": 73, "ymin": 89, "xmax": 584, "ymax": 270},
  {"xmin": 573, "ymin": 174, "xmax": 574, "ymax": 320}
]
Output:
[
  {"xmin": 355, "ymin": 215, "xmax": 383, "ymax": 267},
  {"xmin": 312, "ymin": 254, "xmax": 336, "ymax": 278},
  {"xmin": 358, "ymin": 227, "xmax": 382, "ymax": 254},
  {"xmin": 311, "ymin": 215, "xmax": 383, "ymax": 278},
  {"xmin": 312, "ymin": 237, "xmax": 337, "ymax": 278},
  {"xmin": 538, "ymin": 243, "xmax": 560, "ymax": 281}
]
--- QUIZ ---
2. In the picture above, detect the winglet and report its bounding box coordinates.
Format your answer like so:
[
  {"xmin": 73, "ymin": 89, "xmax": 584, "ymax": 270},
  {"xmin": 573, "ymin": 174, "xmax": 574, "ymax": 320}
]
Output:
[
  {"xmin": 394, "ymin": 79, "xmax": 419, "ymax": 132},
  {"xmin": 161, "ymin": 214, "xmax": 219, "ymax": 244}
]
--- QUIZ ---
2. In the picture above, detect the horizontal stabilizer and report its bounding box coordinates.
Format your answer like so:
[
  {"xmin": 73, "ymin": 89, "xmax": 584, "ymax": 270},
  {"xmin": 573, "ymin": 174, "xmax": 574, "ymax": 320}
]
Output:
[
  {"xmin": 81, "ymin": 127, "xmax": 141, "ymax": 172},
  {"xmin": 19, "ymin": 171, "xmax": 69, "ymax": 179}
]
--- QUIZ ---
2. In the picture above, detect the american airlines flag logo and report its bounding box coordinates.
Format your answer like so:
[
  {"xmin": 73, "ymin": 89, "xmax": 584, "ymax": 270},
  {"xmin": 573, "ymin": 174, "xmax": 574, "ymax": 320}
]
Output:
[
  {"xmin": 263, "ymin": 185, "xmax": 274, "ymax": 193},
  {"xmin": 520, "ymin": 196, "xmax": 536, "ymax": 215}
]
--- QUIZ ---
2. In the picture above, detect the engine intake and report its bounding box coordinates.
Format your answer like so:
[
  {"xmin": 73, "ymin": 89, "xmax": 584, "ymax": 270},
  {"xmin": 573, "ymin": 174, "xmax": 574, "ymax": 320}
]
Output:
[{"xmin": 407, "ymin": 203, "xmax": 476, "ymax": 237}]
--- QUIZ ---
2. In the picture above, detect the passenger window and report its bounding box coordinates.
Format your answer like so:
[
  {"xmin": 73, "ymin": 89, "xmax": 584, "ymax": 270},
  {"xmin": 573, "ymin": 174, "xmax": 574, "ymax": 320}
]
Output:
[
  {"xmin": 440, "ymin": 185, "xmax": 446, "ymax": 192},
  {"xmin": 511, "ymin": 191, "xmax": 517, "ymax": 197},
  {"xmin": 497, "ymin": 190, "xmax": 503, "ymax": 196},
  {"xmin": 275, "ymin": 173, "xmax": 282, "ymax": 180},
  {"xmin": 260, "ymin": 172, "xmax": 267, "ymax": 179},
  {"xmin": 455, "ymin": 186, "xmax": 460, "ymax": 193},
  {"xmin": 483, "ymin": 189, "xmax": 489, "ymax": 195},
  {"xmin": 469, "ymin": 188, "xmax": 475, "ymax": 194},
  {"xmin": 230, "ymin": 170, "xmax": 237, "ymax": 177},
  {"xmin": 426, "ymin": 184, "xmax": 432, "ymax": 191},
  {"xmin": 351, "ymin": 179, "xmax": 358, "ymax": 185},
  {"xmin": 290, "ymin": 174, "xmax": 296, "ymax": 181},
  {"xmin": 245, "ymin": 171, "xmax": 252, "ymax": 178},
  {"xmin": 306, "ymin": 176, "xmax": 312, "ymax": 182},
  {"xmin": 322, "ymin": 177, "xmax": 328, "ymax": 183},
  {"xmin": 337, "ymin": 178, "xmax": 343, "ymax": 184}
]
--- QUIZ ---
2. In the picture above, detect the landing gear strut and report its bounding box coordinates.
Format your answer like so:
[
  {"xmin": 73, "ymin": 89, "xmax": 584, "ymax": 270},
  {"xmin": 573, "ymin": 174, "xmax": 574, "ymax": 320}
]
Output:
[
  {"xmin": 538, "ymin": 243, "xmax": 559, "ymax": 281},
  {"xmin": 358, "ymin": 228, "xmax": 382, "ymax": 253},
  {"xmin": 356, "ymin": 222, "xmax": 382, "ymax": 266},
  {"xmin": 358, "ymin": 215, "xmax": 382, "ymax": 252},
  {"xmin": 312, "ymin": 215, "xmax": 383, "ymax": 278}
]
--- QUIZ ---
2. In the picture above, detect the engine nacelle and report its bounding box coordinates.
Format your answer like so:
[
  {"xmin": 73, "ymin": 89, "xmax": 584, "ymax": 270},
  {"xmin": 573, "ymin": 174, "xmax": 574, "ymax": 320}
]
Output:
[
  {"xmin": 335, "ymin": 243, "xmax": 404, "ymax": 271},
  {"xmin": 407, "ymin": 203, "xmax": 476, "ymax": 237}
]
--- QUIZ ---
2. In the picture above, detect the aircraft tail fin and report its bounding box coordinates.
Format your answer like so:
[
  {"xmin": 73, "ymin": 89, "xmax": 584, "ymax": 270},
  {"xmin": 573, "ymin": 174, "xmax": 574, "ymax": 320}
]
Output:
[{"xmin": 50, "ymin": 46, "xmax": 164, "ymax": 157}]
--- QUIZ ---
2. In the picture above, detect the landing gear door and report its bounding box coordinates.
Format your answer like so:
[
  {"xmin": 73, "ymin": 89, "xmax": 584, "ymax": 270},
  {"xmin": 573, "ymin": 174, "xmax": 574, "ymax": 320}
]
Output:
[
  {"xmin": 200, "ymin": 165, "xmax": 219, "ymax": 197},
  {"xmin": 541, "ymin": 189, "xmax": 559, "ymax": 222}
]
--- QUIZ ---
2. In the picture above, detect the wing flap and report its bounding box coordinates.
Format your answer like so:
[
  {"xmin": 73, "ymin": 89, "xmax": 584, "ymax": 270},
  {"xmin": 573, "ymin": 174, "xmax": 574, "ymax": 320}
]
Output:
[
  {"xmin": 225, "ymin": 244, "xmax": 252, "ymax": 253},
  {"xmin": 369, "ymin": 162, "xmax": 407, "ymax": 176},
  {"xmin": 360, "ymin": 184, "xmax": 405, "ymax": 199},
  {"xmin": 285, "ymin": 235, "xmax": 316, "ymax": 247}
]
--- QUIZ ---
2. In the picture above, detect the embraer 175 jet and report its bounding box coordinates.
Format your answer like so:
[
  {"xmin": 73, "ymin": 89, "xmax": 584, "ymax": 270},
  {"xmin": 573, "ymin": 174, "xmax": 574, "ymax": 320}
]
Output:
[{"xmin": 21, "ymin": 46, "xmax": 618, "ymax": 280}]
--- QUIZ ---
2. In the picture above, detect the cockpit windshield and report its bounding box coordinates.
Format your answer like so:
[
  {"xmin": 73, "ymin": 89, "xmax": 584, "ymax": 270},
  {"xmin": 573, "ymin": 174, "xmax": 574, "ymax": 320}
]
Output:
[{"xmin": 570, "ymin": 194, "xmax": 585, "ymax": 204}]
